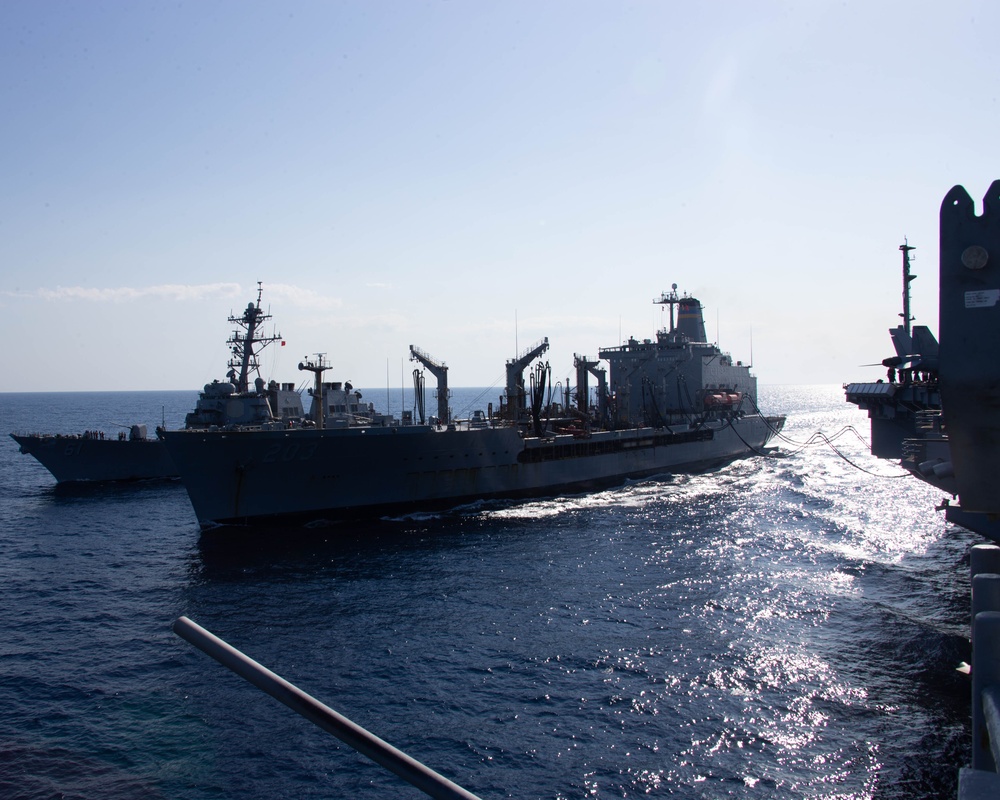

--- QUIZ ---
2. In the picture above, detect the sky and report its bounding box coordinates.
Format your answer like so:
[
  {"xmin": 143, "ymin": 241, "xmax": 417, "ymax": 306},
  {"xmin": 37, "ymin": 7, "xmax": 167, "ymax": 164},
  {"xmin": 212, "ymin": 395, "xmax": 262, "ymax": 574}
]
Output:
[{"xmin": 2, "ymin": 0, "xmax": 999, "ymax": 393}]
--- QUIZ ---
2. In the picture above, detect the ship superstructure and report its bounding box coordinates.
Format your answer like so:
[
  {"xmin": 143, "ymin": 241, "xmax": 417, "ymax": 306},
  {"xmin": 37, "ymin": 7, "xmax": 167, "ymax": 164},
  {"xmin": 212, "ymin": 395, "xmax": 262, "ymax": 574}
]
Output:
[
  {"xmin": 601, "ymin": 288, "xmax": 757, "ymax": 429},
  {"xmin": 11, "ymin": 283, "xmax": 304, "ymax": 483},
  {"xmin": 844, "ymin": 244, "xmax": 942, "ymax": 459},
  {"xmin": 184, "ymin": 282, "xmax": 301, "ymax": 429}
]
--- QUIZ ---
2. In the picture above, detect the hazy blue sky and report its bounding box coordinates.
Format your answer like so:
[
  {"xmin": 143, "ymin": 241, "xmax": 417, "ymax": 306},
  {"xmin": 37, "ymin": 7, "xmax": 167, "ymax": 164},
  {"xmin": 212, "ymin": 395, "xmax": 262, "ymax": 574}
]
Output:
[{"xmin": 2, "ymin": 1, "xmax": 997, "ymax": 392}]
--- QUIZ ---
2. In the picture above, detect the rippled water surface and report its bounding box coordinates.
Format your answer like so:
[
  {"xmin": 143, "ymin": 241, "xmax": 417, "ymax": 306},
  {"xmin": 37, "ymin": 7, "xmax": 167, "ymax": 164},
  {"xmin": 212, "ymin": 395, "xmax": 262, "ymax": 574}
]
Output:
[{"xmin": 0, "ymin": 386, "xmax": 976, "ymax": 798}]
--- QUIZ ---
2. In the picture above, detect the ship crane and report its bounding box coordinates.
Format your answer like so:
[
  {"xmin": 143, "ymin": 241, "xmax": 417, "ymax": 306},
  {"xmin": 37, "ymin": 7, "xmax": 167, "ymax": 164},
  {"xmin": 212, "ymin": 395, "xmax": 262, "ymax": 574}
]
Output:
[
  {"xmin": 505, "ymin": 337, "xmax": 549, "ymax": 420},
  {"xmin": 409, "ymin": 345, "xmax": 450, "ymax": 424},
  {"xmin": 573, "ymin": 354, "xmax": 607, "ymax": 421}
]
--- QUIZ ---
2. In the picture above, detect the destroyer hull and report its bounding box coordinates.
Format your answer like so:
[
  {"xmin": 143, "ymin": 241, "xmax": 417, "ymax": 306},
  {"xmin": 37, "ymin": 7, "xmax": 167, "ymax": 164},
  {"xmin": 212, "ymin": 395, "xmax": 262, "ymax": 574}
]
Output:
[
  {"xmin": 162, "ymin": 415, "xmax": 782, "ymax": 527},
  {"xmin": 10, "ymin": 434, "xmax": 177, "ymax": 484}
]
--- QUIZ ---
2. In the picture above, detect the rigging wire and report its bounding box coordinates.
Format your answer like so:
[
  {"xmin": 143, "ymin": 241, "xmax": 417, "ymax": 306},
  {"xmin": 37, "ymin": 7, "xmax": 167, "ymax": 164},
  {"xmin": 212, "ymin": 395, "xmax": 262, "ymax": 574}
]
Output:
[
  {"xmin": 733, "ymin": 394, "xmax": 913, "ymax": 479},
  {"xmin": 453, "ymin": 374, "xmax": 505, "ymax": 419}
]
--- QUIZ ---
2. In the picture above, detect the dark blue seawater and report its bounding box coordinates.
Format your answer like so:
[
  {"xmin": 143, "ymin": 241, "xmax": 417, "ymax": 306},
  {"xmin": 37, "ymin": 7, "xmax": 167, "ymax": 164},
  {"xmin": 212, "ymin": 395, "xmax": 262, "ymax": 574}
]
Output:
[{"xmin": 0, "ymin": 386, "xmax": 976, "ymax": 799}]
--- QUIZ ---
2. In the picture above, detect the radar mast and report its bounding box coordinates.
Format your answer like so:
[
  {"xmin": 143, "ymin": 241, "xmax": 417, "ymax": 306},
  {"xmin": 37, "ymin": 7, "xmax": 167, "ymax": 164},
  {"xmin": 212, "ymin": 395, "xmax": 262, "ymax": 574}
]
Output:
[
  {"xmin": 227, "ymin": 282, "xmax": 283, "ymax": 393},
  {"xmin": 900, "ymin": 241, "xmax": 916, "ymax": 338},
  {"xmin": 654, "ymin": 284, "xmax": 681, "ymax": 333}
]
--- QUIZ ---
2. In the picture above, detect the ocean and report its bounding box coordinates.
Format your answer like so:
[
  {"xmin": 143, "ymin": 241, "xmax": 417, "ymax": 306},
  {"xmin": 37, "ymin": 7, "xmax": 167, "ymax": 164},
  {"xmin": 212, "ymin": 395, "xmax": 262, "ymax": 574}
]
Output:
[{"xmin": 0, "ymin": 385, "xmax": 975, "ymax": 799}]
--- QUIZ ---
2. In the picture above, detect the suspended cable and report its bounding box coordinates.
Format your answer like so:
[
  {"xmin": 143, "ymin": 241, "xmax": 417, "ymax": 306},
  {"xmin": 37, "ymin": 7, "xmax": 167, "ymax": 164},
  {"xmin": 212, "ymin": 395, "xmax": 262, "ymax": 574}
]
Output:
[{"xmin": 733, "ymin": 394, "xmax": 913, "ymax": 478}]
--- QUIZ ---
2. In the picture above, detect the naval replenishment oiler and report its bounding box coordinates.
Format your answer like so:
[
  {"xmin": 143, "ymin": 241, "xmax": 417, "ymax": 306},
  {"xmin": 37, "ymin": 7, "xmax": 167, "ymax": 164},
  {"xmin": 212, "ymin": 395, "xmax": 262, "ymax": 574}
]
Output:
[
  {"xmin": 10, "ymin": 284, "xmax": 304, "ymax": 484},
  {"xmin": 161, "ymin": 290, "xmax": 786, "ymax": 528}
]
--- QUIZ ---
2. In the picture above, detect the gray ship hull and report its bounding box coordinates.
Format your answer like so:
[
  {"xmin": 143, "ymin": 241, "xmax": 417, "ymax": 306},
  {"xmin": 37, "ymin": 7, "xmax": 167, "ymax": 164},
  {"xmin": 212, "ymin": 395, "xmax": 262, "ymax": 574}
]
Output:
[
  {"xmin": 10, "ymin": 433, "xmax": 177, "ymax": 484},
  {"xmin": 162, "ymin": 415, "xmax": 783, "ymax": 527}
]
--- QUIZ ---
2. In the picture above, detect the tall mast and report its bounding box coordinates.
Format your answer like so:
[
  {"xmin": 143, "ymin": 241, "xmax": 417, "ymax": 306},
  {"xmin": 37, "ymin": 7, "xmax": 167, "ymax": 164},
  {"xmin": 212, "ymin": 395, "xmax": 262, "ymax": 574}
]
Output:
[
  {"xmin": 900, "ymin": 241, "xmax": 916, "ymax": 338},
  {"xmin": 654, "ymin": 284, "xmax": 680, "ymax": 333},
  {"xmin": 227, "ymin": 281, "xmax": 283, "ymax": 393}
]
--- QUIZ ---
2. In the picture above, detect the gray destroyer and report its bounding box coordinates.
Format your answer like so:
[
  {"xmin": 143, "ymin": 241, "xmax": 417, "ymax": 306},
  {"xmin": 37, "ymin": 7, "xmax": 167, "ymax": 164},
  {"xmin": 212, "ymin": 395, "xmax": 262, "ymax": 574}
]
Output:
[
  {"xmin": 162, "ymin": 290, "xmax": 785, "ymax": 527},
  {"xmin": 10, "ymin": 284, "xmax": 302, "ymax": 484}
]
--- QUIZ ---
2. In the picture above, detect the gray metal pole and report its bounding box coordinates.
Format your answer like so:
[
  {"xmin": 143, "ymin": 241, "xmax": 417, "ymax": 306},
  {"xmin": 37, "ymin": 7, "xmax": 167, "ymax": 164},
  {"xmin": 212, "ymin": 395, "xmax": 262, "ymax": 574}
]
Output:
[{"xmin": 173, "ymin": 616, "xmax": 484, "ymax": 800}]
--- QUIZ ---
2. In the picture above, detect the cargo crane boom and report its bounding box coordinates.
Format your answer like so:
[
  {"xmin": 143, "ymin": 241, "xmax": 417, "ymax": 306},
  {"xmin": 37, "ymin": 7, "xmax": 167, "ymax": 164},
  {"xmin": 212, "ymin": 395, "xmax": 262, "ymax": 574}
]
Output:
[
  {"xmin": 573, "ymin": 354, "xmax": 606, "ymax": 420},
  {"xmin": 409, "ymin": 345, "xmax": 450, "ymax": 424},
  {"xmin": 505, "ymin": 337, "xmax": 549, "ymax": 420}
]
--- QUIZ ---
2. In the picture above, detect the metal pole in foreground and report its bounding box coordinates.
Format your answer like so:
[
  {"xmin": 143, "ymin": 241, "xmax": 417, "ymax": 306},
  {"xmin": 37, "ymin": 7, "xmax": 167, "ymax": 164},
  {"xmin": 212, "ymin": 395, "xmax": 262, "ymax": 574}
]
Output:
[{"xmin": 172, "ymin": 616, "xmax": 484, "ymax": 800}]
